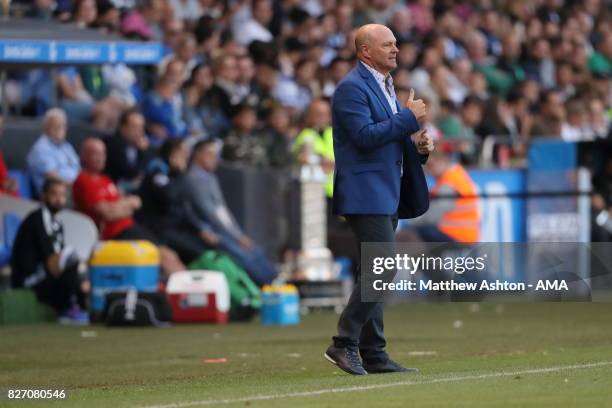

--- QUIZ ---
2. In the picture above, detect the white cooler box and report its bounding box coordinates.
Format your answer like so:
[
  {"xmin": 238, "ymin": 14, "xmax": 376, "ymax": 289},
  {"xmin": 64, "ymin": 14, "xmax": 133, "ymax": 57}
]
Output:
[{"xmin": 166, "ymin": 271, "xmax": 230, "ymax": 323}]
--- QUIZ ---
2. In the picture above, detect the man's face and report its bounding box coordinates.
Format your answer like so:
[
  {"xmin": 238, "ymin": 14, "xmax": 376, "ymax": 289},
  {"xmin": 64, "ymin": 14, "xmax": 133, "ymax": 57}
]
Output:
[
  {"xmin": 43, "ymin": 183, "xmax": 67, "ymax": 214},
  {"xmin": 169, "ymin": 143, "xmax": 189, "ymax": 172},
  {"xmin": 502, "ymin": 35, "xmax": 520, "ymax": 59},
  {"xmin": 238, "ymin": 57, "xmax": 256, "ymax": 84},
  {"xmin": 544, "ymin": 92, "xmax": 564, "ymax": 117},
  {"xmin": 197, "ymin": 144, "xmax": 219, "ymax": 172},
  {"xmin": 178, "ymin": 38, "xmax": 197, "ymax": 62},
  {"xmin": 461, "ymin": 103, "xmax": 483, "ymax": 127},
  {"xmin": 83, "ymin": 141, "xmax": 106, "ymax": 173},
  {"xmin": 269, "ymin": 108, "xmax": 289, "ymax": 133},
  {"xmin": 234, "ymin": 109, "xmax": 257, "ymax": 133},
  {"xmin": 164, "ymin": 19, "xmax": 184, "ymax": 48},
  {"xmin": 165, "ymin": 60, "xmax": 186, "ymax": 85},
  {"xmin": 45, "ymin": 115, "xmax": 67, "ymax": 142},
  {"xmin": 363, "ymin": 27, "xmax": 399, "ymax": 74},
  {"xmin": 77, "ymin": 0, "xmax": 97, "ymax": 24},
  {"xmin": 120, "ymin": 113, "xmax": 146, "ymax": 146},
  {"xmin": 308, "ymin": 101, "xmax": 331, "ymax": 129},
  {"xmin": 217, "ymin": 56, "xmax": 239, "ymax": 83},
  {"xmin": 253, "ymin": 0, "xmax": 273, "ymax": 26}
]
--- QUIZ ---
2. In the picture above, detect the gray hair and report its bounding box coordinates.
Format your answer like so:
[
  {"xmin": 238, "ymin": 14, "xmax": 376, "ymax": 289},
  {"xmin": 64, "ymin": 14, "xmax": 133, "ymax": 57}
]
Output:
[{"xmin": 42, "ymin": 108, "xmax": 67, "ymax": 129}]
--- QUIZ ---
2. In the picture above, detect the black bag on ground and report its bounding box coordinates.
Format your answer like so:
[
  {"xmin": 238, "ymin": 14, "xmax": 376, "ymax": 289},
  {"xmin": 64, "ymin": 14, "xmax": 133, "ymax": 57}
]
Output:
[{"xmin": 104, "ymin": 290, "xmax": 172, "ymax": 327}]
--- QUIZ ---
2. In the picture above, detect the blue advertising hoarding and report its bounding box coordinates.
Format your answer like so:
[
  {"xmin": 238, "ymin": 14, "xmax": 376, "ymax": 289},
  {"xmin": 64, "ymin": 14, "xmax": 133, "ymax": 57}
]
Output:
[{"xmin": 0, "ymin": 39, "xmax": 161, "ymax": 65}]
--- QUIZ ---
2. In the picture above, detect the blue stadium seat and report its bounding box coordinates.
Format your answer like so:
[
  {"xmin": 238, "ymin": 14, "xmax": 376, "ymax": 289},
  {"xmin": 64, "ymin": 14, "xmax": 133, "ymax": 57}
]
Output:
[
  {"xmin": 0, "ymin": 212, "xmax": 22, "ymax": 268},
  {"xmin": 0, "ymin": 246, "xmax": 9, "ymax": 267},
  {"xmin": 7, "ymin": 170, "xmax": 33, "ymax": 200}
]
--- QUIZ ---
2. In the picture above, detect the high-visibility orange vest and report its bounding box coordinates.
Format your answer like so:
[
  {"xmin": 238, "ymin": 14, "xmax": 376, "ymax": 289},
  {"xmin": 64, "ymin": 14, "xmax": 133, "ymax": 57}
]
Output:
[{"xmin": 430, "ymin": 164, "xmax": 481, "ymax": 243}]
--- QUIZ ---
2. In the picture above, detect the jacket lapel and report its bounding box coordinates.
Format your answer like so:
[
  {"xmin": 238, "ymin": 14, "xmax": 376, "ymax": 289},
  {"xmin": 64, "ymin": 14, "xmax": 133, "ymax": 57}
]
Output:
[{"xmin": 357, "ymin": 63, "xmax": 394, "ymax": 118}]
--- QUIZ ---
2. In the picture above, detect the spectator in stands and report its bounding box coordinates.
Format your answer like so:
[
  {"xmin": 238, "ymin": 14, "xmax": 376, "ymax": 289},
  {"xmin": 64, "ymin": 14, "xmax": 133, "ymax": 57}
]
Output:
[
  {"xmin": 222, "ymin": 105, "xmax": 268, "ymax": 166},
  {"xmin": 496, "ymin": 32, "xmax": 526, "ymax": 93},
  {"xmin": 411, "ymin": 145, "xmax": 481, "ymax": 242},
  {"xmin": 11, "ymin": 179, "xmax": 88, "ymax": 324},
  {"xmin": 521, "ymin": 37, "xmax": 556, "ymax": 89},
  {"xmin": 160, "ymin": 17, "xmax": 185, "ymax": 56},
  {"xmin": 72, "ymin": 0, "xmax": 97, "ymax": 29},
  {"xmin": 26, "ymin": 0, "xmax": 55, "ymax": 20},
  {"xmin": 93, "ymin": 0, "xmax": 120, "ymax": 35},
  {"xmin": 27, "ymin": 108, "xmax": 80, "ymax": 196},
  {"xmin": 137, "ymin": 139, "xmax": 204, "ymax": 263},
  {"xmin": 207, "ymin": 54, "xmax": 244, "ymax": 120},
  {"xmin": 444, "ymin": 96, "xmax": 483, "ymax": 142},
  {"xmin": 294, "ymin": 99, "xmax": 335, "ymax": 198},
  {"xmin": 56, "ymin": 66, "xmax": 96, "ymax": 122},
  {"xmin": 476, "ymin": 96, "xmax": 517, "ymax": 140},
  {"xmin": 168, "ymin": 0, "xmax": 203, "ymax": 24},
  {"xmin": 143, "ymin": 60, "xmax": 188, "ymax": 144},
  {"xmin": 561, "ymin": 100, "xmax": 590, "ymax": 142},
  {"xmin": 57, "ymin": 64, "xmax": 125, "ymax": 131},
  {"xmin": 73, "ymin": 138, "xmax": 184, "ymax": 277},
  {"xmin": 162, "ymin": 57, "xmax": 188, "ymax": 86},
  {"xmin": 158, "ymin": 33, "xmax": 199, "ymax": 80},
  {"xmin": 183, "ymin": 139, "xmax": 277, "ymax": 285},
  {"xmin": 232, "ymin": 0, "xmax": 274, "ymax": 46},
  {"xmin": 120, "ymin": 0, "xmax": 165, "ymax": 41},
  {"xmin": 322, "ymin": 57, "xmax": 353, "ymax": 98},
  {"xmin": 555, "ymin": 62, "xmax": 577, "ymax": 100},
  {"xmin": 260, "ymin": 105, "xmax": 296, "ymax": 168},
  {"xmin": 588, "ymin": 31, "xmax": 611, "ymax": 75},
  {"xmin": 237, "ymin": 55, "xmax": 261, "ymax": 109},
  {"xmin": 291, "ymin": 58, "xmax": 320, "ymax": 112},
  {"xmin": 531, "ymin": 89, "xmax": 565, "ymax": 137},
  {"xmin": 104, "ymin": 109, "xmax": 152, "ymax": 191},
  {"xmin": 101, "ymin": 63, "xmax": 138, "ymax": 108},
  {"xmin": 587, "ymin": 98, "xmax": 610, "ymax": 139},
  {"xmin": 182, "ymin": 63, "xmax": 226, "ymax": 138}
]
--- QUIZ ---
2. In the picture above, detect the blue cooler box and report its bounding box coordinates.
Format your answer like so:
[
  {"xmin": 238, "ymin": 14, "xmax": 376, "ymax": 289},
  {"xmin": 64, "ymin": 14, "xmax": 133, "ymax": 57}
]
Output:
[
  {"xmin": 89, "ymin": 241, "xmax": 160, "ymax": 313},
  {"xmin": 261, "ymin": 284, "xmax": 300, "ymax": 325}
]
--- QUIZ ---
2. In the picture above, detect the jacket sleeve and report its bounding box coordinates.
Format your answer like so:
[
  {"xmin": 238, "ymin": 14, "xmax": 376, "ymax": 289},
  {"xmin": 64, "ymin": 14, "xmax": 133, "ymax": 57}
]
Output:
[{"xmin": 333, "ymin": 81, "xmax": 420, "ymax": 151}]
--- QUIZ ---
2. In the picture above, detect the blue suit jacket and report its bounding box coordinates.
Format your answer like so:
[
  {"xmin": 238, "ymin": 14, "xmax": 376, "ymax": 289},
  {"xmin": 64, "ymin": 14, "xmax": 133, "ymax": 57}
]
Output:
[{"xmin": 331, "ymin": 63, "xmax": 430, "ymax": 219}]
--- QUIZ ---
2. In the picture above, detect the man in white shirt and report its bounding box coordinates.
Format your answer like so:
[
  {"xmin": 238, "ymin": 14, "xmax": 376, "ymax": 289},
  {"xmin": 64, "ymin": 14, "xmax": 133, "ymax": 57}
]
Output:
[{"xmin": 27, "ymin": 108, "xmax": 80, "ymax": 196}]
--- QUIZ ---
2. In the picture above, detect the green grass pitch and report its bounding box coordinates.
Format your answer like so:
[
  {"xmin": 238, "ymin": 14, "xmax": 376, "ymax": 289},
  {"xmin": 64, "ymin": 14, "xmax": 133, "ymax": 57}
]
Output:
[{"xmin": 1, "ymin": 303, "xmax": 612, "ymax": 407}]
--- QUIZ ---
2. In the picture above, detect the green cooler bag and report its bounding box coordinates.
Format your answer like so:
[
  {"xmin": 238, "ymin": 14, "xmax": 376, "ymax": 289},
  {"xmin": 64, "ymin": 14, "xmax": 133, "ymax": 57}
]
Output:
[{"xmin": 188, "ymin": 250, "xmax": 261, "ymax": 321}]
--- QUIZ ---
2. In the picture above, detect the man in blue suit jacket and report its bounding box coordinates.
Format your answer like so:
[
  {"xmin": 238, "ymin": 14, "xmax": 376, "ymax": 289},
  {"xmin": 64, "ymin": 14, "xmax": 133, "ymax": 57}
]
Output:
[{"xmin": 324, "ymin": 24, "xmax": 434, "ymax": 375}]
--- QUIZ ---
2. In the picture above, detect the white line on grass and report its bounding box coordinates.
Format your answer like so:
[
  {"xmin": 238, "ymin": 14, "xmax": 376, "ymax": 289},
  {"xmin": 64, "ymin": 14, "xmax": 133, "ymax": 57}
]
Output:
[{"xmin": 141, "ymin": 361, "xmax": 612, "ymax": 408}]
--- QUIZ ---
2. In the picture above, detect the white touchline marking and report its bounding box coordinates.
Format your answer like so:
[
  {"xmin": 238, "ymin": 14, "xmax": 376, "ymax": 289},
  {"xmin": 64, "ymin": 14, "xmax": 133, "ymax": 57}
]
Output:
[{"xmin": 141, "ymin": 361, "xmax": 612, "ymax": 408}]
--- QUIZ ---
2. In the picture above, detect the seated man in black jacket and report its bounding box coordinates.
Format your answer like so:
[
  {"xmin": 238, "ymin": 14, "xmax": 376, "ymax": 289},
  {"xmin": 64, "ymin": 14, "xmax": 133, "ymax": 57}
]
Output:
[
  {"xmin": 104, "ymin": 108, "xmax": 152, "ymax": 192},
  {"xmin": 137, "ymin": 139, "xmax": 209, "ymax": 264},
  {"xmin": 10, "ymin": 179, "xmax": 89, "ymax": 324}
]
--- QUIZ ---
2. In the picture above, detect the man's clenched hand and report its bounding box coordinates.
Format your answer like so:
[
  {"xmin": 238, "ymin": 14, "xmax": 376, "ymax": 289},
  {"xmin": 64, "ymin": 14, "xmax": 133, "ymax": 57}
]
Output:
[{"xmin": 413, "ymin": 130, "xmax": 434, "ymax": 154}]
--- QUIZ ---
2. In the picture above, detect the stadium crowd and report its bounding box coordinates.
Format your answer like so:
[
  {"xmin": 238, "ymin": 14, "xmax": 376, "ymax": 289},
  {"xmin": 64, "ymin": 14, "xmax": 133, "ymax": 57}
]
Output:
[{"xmin": 2, "ymin": 0, "xmax": 610, "ymax": 162}]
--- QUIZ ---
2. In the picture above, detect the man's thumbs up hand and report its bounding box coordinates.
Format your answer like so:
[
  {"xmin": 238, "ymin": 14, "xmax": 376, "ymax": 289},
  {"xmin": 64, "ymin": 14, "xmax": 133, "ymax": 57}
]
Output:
[{"xmin": 405, "ymin": 88, "xmax": 427, "ymax": 122}]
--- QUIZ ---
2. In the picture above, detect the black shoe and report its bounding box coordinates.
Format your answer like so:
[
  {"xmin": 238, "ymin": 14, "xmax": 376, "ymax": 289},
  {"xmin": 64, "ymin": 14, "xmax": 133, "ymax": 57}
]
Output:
[
  {"xmin": 362, "ymin": 359, "xmax": 418, "ymax": 374},
  {"xmin": 324, "ymin": 345, "xmax": 368, "ymax": 375}
]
